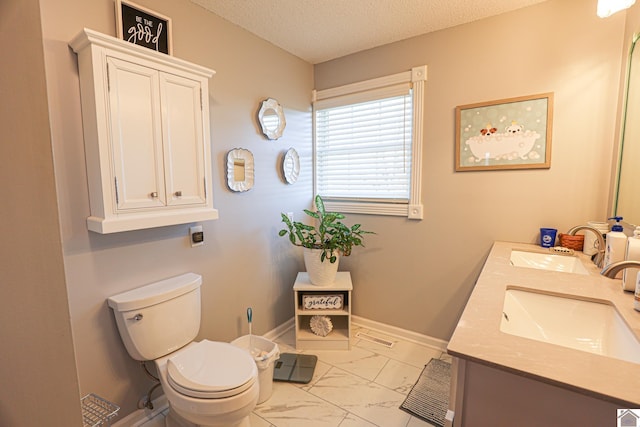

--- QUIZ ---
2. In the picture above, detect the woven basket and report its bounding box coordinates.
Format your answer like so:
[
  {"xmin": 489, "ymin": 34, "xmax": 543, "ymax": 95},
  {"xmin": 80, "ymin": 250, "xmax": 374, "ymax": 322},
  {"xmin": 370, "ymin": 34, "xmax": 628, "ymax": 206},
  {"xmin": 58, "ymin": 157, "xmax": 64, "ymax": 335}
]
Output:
[{"xmin": 558, "ymin": 233, "xmax": 584, "ymax": 251}]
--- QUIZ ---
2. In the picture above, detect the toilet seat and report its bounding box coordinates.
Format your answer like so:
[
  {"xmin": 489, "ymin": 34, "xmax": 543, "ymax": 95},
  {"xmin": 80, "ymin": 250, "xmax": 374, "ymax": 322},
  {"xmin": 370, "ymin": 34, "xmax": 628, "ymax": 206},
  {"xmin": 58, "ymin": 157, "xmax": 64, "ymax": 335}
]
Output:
[{"xmin": 167, "ymin": 340, "xmax": 257, "ymax": 399}]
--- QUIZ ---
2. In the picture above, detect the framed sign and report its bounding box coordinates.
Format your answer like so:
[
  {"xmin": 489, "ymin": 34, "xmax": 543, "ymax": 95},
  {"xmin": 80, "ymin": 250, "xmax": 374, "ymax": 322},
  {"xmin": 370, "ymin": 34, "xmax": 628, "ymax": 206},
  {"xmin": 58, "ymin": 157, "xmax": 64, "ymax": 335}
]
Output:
[
  {"xmin": 115, "ymin": 0, "xmax": 172, "ymax": 55},
  {"xmin": 302, "ymin": 294, "xmax": 343, "ymax": 310},
  {"xmin": 455, "ymin": 93, "xmax": 553, "ymax": 171}
]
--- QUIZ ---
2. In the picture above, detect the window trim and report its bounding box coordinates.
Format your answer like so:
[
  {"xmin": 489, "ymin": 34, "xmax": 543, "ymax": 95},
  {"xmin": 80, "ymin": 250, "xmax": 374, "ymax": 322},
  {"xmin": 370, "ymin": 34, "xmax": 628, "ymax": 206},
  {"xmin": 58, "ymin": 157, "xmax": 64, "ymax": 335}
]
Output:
[{"xmin": 312, "ymin": 66, "xmax": 426, "ymax": 219}]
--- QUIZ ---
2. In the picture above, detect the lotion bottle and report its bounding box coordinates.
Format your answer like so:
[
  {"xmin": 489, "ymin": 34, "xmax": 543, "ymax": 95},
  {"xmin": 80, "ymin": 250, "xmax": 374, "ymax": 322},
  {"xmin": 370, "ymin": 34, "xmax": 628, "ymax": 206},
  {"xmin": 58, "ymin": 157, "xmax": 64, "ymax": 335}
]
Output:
[
  {"xmin": 623, "ymin": 226, "xmax": 640, "ymax": 291},
  {"xmin": 604, "ymin": 216, "xmax": 627, "ymax": 279}
]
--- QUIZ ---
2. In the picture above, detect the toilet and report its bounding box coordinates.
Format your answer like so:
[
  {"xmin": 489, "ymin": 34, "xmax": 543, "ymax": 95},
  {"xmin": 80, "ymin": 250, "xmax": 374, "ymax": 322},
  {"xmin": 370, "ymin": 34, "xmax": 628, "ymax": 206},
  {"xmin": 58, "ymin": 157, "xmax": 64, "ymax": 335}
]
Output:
[{"xmin": 107, "ymin": 273, "xmax": 259, "ymax": 427}]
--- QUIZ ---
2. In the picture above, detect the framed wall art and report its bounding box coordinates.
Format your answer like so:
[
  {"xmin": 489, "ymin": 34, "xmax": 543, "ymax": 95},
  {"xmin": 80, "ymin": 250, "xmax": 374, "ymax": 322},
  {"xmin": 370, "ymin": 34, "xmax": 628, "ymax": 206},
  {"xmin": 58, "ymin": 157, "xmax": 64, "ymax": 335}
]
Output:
[
  {"xmin": 455, "ymin": 93, "xmax": 553, "ymax": 171},
  {"xmin": 115, "ymin": 0, "xmax": 173, "ymax": 55}
]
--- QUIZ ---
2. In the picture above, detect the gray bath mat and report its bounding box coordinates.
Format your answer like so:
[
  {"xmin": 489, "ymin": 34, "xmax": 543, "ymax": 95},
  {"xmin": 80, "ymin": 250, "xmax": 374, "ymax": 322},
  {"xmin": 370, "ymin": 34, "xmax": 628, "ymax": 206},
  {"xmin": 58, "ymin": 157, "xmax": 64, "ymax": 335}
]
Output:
[{"xmin": 400, "ymin": 358, "xmax": 451, "ymax": 427}]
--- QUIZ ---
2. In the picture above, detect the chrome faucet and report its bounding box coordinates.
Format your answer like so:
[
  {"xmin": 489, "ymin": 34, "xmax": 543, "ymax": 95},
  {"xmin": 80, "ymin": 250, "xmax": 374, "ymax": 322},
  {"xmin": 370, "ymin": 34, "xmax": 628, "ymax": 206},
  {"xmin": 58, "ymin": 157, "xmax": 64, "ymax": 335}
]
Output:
[
  {"xmin": 566, "ymin": 225, "xmax": 606, "ymax": 268},
  {"xmin": 601, "ymin": 260, "xmax": 640, "ymax": 278}
]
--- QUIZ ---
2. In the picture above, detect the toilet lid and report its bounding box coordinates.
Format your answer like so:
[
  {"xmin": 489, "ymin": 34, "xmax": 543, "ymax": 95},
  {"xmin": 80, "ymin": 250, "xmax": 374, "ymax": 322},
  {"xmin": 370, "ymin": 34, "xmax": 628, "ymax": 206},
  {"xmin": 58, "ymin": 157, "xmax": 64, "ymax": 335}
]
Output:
[{"xmin": 167, "ymin": 340, "xmax": 257, "ymax": 399}]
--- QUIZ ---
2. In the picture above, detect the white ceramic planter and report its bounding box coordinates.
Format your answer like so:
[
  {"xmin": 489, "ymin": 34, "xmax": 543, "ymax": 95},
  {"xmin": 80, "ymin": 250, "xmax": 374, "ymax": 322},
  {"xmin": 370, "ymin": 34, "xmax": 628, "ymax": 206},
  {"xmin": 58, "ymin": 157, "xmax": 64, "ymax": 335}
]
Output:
[{"xmin": 303, "ymin": 248, "xmax": 340, "ymax": 286}]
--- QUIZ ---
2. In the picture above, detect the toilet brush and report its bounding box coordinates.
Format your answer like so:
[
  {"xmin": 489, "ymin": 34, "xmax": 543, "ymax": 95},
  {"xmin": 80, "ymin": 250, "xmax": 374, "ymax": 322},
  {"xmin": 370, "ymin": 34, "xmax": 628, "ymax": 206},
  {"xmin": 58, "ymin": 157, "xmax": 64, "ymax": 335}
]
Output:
[
  {"xmin": 247, "ymin": 307, "xmax": 253, "ymax": 355},
  {"xmin": 246, "ymin": 307, "xmax": 269, "ymax": 361}
]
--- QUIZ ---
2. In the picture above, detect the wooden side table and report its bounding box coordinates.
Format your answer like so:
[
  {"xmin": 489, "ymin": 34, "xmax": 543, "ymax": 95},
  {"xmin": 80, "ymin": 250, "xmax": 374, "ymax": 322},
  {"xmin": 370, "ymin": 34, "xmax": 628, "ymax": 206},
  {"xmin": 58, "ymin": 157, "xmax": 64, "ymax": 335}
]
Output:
[{"xmin": 293, "ymin": 272, "xmax": 352, "ymax": 350}]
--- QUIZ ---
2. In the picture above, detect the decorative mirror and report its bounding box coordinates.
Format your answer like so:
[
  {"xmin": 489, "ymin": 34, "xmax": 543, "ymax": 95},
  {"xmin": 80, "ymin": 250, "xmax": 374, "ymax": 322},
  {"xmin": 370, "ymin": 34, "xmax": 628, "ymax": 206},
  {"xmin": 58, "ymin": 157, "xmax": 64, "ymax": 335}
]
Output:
[
  {"xmin": 226, "ymin": 148, "xmax": 254, "ymax": 192},
  {"xmin": 258, "ymin": 98, "xmax": 286, "ymax": 140},
  {"xmin": 282, "ymin": 148, "xmax": 300, "ymax": 184},
  {"xmin": 615, "ymin": 35, "xmax": 640, "ymax": 225}
]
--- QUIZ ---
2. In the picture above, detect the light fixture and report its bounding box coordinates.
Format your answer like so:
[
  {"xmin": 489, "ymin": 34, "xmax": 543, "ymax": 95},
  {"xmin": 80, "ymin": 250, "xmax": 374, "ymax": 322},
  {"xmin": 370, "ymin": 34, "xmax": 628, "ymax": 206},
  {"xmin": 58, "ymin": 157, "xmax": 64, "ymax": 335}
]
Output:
[{"xmin": 597, "ymin": 0, "xmax": 636, "ymax": 18}]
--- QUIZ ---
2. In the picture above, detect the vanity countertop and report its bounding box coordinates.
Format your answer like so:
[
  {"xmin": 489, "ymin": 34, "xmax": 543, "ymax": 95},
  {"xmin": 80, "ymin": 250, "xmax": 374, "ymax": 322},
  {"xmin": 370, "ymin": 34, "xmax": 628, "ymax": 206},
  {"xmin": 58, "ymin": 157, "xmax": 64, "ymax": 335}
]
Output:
[{"xmin": 447, "ymin": 241, "xmax": 640, "ymax": 406}]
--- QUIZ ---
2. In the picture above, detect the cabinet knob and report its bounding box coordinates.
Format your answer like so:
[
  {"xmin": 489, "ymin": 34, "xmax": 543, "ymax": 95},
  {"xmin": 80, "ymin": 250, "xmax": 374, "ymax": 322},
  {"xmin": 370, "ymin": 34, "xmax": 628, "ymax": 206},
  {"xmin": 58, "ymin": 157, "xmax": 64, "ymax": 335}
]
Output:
[
  {"xmin": 175, "ymin": 191, "xmax": 182, "ymax": 197},
  {"xmin": 150, "ymin": 192, "xmax": 158, "ymax": 198}
]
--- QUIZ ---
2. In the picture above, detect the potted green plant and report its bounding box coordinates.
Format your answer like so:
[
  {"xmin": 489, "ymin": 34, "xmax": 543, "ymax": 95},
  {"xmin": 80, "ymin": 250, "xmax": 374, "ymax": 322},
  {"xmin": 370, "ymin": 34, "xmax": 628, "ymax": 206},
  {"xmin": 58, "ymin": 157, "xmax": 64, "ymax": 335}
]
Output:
[{"xmin": 279, "ymin": 195, "xmax": 373, "ymax": 285}]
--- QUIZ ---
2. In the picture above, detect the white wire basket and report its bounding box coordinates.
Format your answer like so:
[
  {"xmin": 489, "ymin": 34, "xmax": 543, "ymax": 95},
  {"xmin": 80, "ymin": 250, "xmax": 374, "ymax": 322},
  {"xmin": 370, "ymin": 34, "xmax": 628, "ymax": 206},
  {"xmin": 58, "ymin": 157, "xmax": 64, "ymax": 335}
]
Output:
[{"xmin": 81, "ymin": 393, "xmax": 120, "ymax": 427}]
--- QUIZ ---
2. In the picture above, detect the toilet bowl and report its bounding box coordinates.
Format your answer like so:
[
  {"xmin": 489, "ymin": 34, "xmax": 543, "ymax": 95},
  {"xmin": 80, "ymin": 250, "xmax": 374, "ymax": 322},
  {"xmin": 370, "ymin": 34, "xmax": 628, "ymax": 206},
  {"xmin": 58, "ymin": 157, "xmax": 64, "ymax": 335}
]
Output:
[
  {"xmin": 107, "ymin": 273, "xmax": 260, "ymax": 427},
  {"xmin": 157, "ymin": 340, "xmax": 259, "ymax": 427}
]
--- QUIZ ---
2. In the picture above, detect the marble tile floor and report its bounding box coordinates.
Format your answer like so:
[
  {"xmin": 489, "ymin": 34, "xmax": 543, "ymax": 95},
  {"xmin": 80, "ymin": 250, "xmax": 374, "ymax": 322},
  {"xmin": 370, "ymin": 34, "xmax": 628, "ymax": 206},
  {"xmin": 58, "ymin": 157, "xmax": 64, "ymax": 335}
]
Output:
[{"xmin": 141, "ymin": 325, "xmax": 450, "ymax": 427}]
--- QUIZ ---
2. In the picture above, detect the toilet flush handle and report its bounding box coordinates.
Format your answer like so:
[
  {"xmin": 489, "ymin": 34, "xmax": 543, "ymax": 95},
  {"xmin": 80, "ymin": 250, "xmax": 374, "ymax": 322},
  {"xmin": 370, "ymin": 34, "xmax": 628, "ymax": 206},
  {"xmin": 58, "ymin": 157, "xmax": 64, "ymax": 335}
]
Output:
[{"xmin": 128, "ymin": 313, "xmax": 143, "ymax": 321}]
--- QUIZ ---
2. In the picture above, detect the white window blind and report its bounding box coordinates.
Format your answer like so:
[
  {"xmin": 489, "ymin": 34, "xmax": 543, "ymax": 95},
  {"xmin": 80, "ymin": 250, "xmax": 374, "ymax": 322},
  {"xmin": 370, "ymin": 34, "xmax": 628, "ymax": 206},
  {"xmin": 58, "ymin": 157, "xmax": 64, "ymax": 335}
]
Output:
[
  {"xmin": 312, "ymin": 66, "xmax": 426, "ymax": 219},
  {"xmin": 315, "ymin": 88, "xmax": 413, "ymax": 201}
]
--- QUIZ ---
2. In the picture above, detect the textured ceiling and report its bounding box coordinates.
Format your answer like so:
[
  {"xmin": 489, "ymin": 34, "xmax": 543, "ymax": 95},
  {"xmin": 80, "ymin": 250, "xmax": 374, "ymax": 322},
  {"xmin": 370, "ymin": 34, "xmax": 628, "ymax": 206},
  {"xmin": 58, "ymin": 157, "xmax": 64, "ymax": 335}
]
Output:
[{"xmin": 190, "ymin": 0, "xmax": 549, "ymax": 64}]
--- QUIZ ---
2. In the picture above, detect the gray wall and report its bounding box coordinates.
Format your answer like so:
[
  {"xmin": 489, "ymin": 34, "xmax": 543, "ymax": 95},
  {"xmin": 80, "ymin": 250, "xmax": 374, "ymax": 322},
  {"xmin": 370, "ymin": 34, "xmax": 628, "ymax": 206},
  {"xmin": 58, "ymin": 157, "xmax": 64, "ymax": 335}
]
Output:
[
  {"xmin": 0, "ymin": 0, "xmax": 82, "ymax": 425},
  {"xmin": 39, "ymin": 0, "xmax": 313, "ymax": 419},
  {"xmin": 316, "ymin": 0, "xmax": 627, "ymax": 341}
]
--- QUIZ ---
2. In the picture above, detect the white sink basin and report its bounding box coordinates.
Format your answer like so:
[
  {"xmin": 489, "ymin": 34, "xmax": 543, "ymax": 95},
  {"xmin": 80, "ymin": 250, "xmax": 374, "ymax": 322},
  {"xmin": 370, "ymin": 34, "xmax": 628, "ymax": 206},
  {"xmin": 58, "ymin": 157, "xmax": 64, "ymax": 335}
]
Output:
[
  {"xmin": 500, "ymin": 288, "xmax": 640, "ymax": 364},
  {"xmin": 510, "ymin": 250, "xmax": 589, "ymax": 275}
]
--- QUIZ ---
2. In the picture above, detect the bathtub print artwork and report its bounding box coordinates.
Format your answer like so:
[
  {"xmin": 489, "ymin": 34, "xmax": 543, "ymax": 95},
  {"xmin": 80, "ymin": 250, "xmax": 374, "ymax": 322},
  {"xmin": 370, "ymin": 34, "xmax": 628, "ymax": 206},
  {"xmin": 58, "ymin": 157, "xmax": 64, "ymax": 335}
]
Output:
[{"xmin": 455, "ymin": 93, "xmax": 553, "ymax": 171}]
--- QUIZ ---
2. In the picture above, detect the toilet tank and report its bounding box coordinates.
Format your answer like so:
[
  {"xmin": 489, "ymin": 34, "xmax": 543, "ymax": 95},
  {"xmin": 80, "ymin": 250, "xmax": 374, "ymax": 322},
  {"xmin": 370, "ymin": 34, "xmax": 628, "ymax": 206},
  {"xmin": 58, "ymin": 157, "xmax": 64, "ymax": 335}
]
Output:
[{"xmin": 107, "ymin": 273, "xmax": 202, "ymax": 361}]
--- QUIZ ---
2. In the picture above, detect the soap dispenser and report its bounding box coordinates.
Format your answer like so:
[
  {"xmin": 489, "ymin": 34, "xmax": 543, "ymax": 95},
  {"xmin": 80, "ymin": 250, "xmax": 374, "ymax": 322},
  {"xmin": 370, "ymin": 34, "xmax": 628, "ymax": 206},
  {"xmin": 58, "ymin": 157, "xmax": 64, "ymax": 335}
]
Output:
[
  {"xmin": 604, "ymin": 216, "xmax": 627, "ymax": 278},
  {"xmin": 623, "ymin": 226, "xmax": 640, "ymax": 291}
]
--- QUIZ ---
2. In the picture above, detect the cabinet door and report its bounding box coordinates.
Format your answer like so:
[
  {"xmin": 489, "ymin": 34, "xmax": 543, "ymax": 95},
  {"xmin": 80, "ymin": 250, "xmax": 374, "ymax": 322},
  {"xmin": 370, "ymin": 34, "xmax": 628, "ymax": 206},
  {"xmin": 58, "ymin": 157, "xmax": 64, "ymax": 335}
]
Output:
[
  {"xmin": 159, "ymin": 72, "xmax": 207, "ymax": 207},
  {"xmin": 107, "ymin": 57, "xmax": 166, "ymax": 210}
]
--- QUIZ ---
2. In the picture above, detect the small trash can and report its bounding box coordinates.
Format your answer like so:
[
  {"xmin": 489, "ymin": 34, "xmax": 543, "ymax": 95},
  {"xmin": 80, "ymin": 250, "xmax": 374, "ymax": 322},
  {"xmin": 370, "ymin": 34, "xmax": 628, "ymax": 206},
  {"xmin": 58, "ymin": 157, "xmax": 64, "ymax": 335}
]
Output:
[{"xmin": 231, "ymin": 335, "xmax": 280, "ymax": 403}]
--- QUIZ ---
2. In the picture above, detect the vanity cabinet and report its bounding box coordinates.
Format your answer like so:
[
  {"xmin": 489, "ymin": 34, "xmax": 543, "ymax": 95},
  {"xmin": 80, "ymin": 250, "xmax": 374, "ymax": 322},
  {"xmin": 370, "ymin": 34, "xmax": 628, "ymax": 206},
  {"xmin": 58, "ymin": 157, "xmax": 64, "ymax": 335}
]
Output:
[
  {"xmin": 70, "ymin": 29, "xmax": 217, "ymax": 233},
  {"xmin": 446, "ymin": 242, "xmax": 640, "ymax": 425},
  {"xmin": 450, "ymin": 358, "xmax": 619, "ymax": 427}
]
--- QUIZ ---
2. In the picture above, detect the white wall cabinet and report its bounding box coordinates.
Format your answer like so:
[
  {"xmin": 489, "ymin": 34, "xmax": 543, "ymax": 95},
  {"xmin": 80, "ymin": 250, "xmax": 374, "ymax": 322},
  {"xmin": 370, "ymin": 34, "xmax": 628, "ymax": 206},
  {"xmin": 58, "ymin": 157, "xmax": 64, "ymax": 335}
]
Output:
[{"xmin": 70, "ymin": 29, "xmax": 217, "ymax": 233}]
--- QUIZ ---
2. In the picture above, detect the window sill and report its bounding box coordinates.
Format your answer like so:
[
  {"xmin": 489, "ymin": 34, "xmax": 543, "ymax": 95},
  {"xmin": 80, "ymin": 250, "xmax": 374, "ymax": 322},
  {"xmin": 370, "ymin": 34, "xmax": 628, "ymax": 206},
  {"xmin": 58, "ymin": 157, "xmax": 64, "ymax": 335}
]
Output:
[{"xmin": 323, "ymin": 200, "xmax": 423, "ymax": 220}]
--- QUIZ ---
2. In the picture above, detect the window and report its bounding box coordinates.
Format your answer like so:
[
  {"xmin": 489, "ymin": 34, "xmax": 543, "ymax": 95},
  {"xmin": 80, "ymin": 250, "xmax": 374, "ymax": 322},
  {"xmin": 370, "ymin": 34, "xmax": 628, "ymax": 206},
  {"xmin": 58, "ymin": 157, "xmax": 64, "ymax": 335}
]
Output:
[{"xmin": 313, "ymin": 66, "xmax": 426, "ymax": 219}]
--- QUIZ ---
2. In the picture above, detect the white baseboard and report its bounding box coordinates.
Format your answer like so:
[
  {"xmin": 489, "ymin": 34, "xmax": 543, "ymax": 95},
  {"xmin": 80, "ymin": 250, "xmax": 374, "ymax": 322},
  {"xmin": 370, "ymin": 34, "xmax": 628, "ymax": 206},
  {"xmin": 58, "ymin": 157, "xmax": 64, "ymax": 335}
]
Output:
[
  {"xmin": 352, "ymin": 315, "xmax": 448, "ymax": 352},
  {"xmin": 112, "ymin": 395, "xmax": 168, "ymax": 427},
  {"xmin": 262, "ymin": 317, "xmax": 294, "ymax": 341},
  {"xmin": 263, "ymin": 315, "xmax": 448, "ymax": 353}
]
